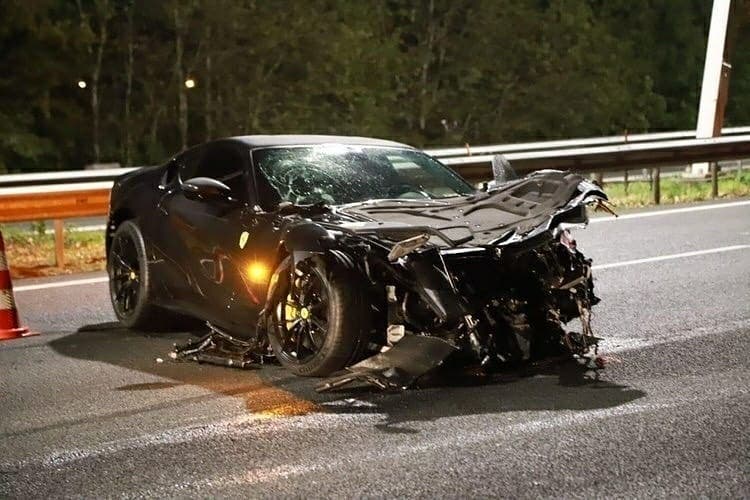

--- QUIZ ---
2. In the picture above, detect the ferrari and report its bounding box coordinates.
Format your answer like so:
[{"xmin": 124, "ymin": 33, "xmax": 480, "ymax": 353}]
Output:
[{"xmin": 106, "ymin": 135, "xmax": 608, "ymax": 389}]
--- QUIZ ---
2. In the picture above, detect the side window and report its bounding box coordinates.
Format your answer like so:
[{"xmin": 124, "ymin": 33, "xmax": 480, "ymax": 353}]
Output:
[
  {"xmin": 178, "ymin": 146, "xmax": 204, "ymax": 182},
  {"xmin": 160, "ymin": 159, "xmax": 180, "ymax": 187},
  {"xmin": 192, "ymin": 144, "xmax": 249, "ymax": 202}
]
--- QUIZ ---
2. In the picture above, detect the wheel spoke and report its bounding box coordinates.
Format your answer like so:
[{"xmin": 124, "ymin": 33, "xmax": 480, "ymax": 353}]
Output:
[
  {"xmin": 111, "ymin": 250, "xmax": 134, "ymax": 273},
  {"xmin": 295, "ymin": 324, "xmax": 304, "ymax": 355},
  {"xmin": 306, "ymin": 328, "xmax": 322, "ymax": 349},
  {"xmin": 309, "ymin": 316, "xmax": 327, "ymax": 332}
]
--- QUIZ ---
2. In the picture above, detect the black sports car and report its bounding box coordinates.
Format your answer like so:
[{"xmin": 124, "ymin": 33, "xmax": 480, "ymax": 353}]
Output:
[{"xmin": 106, "ymin": 135, "xmax": 608, "ymax": 390}]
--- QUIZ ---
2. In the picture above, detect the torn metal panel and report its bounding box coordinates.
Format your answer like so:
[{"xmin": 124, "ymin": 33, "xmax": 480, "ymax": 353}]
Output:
[
  {"xmin": 316, "ymin": 335, "xmax": 457, "ymax": 392},
  {"xmin": 337, "ymin": 170, "xmax": 590, "ymax": 247}
]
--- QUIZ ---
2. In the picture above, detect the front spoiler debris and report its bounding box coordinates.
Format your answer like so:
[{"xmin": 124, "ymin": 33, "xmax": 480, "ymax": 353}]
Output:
[
  {"xmin": 316, "ymin": 335, "xmax": 457, "ymax": 392},
  {"xmin": 170, "ymin": 325, "xmax": 264, "ymax": 369},
  {"xmin": 169, "ymin": 328, "xmax": 457, "ymax": 392}
]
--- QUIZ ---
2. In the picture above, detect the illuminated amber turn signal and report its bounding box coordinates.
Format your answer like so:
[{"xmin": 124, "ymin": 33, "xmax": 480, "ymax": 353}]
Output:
[{"xmin": 246, "ymin": 262, "xmax": 270, "ymax": 284}]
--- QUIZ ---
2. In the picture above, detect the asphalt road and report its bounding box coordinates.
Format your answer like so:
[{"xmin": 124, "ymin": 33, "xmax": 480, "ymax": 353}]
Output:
[{"xmin": 1, "ymin": 199, "xmax": 749, "ymax": 498}]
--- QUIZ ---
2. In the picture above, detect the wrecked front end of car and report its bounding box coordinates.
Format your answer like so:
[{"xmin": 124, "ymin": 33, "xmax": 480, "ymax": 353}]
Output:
[
  {"xmin": 279, "ymin": 170, "xmax": 608, "ymax": 390},
  {"xmin": 171, "ymin": 166, "xmax": 609, "ymax": 391}
]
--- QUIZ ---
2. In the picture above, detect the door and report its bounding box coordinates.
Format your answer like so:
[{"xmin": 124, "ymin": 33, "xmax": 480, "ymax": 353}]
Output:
[{"xmin": 158, "ymin": 141, "xmax": 256, "ymax": 327}]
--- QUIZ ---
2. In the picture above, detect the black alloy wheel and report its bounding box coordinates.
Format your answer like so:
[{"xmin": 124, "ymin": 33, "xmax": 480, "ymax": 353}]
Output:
[
  {"xmin": 268, "ymin": 258, "xmax": 371, "ymax": 377},
  {"xmin": 109, "ymin": 229, "xmax": 141, "ymax": 318},
  {"xmin": 107, "ymin": 220, "xmax": 164, "ymax": 329},
  {"xmin": 276, "ymin": 263, "xmax": 330, "ymax": 363}
]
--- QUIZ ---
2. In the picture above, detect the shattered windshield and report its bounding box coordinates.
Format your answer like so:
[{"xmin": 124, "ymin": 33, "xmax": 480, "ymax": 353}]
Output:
[{"xmin": 253, "ymin": 145, "xmax": 475, "ymax": 205}]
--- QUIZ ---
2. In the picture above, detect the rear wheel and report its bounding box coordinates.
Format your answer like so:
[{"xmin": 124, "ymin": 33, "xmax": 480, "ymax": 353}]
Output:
[
  {"xmin": 107, "ymin": 220, "xmax": 166, "ymax": 329},
  {"xmin": 267, "ymin": 257, "xmax": 370, "ymax": 376}
]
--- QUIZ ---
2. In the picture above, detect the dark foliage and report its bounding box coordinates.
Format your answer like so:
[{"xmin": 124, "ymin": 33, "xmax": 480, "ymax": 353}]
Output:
[{"xmin": 0, "ymin": 0, "xmax": 747, "ymax": 173}]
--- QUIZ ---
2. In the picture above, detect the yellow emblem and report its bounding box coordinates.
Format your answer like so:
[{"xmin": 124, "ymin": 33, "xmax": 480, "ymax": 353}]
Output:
[{"xmin": 239, "ymin": 231, "xmax": 249, "ymax": 249}]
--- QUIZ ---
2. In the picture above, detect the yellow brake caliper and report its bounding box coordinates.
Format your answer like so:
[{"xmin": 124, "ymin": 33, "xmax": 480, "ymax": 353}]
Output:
[{"xmin": 284, "ymin": 294, "xmax": 298, "ymax": 329}]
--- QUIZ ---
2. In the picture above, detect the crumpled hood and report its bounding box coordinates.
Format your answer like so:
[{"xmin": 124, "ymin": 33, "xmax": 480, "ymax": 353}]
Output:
[{"xmin": 333, "ymin": 171, "xmax": 596, "ymax": 246}]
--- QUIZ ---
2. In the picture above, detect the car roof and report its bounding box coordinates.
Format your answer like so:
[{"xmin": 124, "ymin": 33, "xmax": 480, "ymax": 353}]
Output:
[{"xmin": 229, "ymin": 134, "xmax": 415, "ymax": 149}]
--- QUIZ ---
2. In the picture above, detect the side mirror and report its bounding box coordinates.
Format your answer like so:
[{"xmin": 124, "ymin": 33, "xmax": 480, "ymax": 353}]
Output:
[{"xmin": 181, "ymin": 177, "xmax": 234, "ymax": 202}]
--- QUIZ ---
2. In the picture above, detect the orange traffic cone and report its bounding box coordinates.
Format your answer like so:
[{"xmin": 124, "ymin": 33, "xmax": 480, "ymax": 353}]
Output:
[{"xmin": 0, "ymin": 231, "xmax": 36, "ymax": 340}]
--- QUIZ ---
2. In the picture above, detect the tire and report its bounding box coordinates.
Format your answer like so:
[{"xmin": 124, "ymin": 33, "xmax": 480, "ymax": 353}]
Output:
[
  {"xmin": 107, "ymin": 220, "xmax": 168, "ymax": 330},
  {"xmin": 267, "ymin": 257, "xmax": 371, "ymax": 377}
]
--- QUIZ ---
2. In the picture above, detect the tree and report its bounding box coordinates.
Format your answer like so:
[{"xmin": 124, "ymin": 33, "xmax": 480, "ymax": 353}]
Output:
[
  {"xmin": 0, "ymin": 0, "xmax": 745, "ymax": 173},
  {"xmin": 76, "ymin": 0, "xmax": 114, "ymax": 163}
]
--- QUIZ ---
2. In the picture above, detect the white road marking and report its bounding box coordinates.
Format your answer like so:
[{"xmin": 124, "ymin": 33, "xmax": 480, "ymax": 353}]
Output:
[
  {"xmin": 13, "ymin": 200, "xmax": 750, "ymax": 292},
  {"xmin": 603, "ymin": 318, "xmax": 750, "ymax": 354},
  {"xmin": 13, "ymin": 245, "xmax": 750, "ymax": 292},
  {"xmin": 14, "ymin": 276, "xmax": 108, "ymax": 292},
  {"xmin": 592, "ymin": 244, "xmax": 750, "ymax": 270},
  {"xmin": 590, "ymin": 199, "xmax": 750, "ymax": 223}
]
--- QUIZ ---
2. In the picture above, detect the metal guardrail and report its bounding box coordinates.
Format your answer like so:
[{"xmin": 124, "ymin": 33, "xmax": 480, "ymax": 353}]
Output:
[
  {"xmin": 442, "ymin": 134, "xmax": 750, "ymax": 180},
  {"xmin": 1, "ymin": 126, "xmax": 749, "ymax": 189},
  {"xmin": 0, "ymin": 185, "xmax": 111, "ymax": 269},
  {"xmin": 0, "ymin": 187, "xmax": 111, "ymax": 222},
  {"xmin": 1, "ymin": 133, "xmax": 749, "ymax": 205},
  {"xmin": 0, "ymin": 167, "xmax": 139, "ymax": 188},
  {"xmin": 2, "ymin": 133, "xmax": 749, "ymax": 199},
  {"xmin": 1, "ymin": 131, "xmax": 749, "ymax": 268},
  {"xmin": 425, "ymin": 126, "xmax": 750, "ymax": 157}
]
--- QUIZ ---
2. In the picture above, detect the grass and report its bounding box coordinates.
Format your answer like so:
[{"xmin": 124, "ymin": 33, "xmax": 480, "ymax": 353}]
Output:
[
  {"xmin": 605, "ymin": 170, "xmax": 750, "ymax": 208},
  {"xmin": 1, "ymin": 171, "xmax": 748, "ymax": 278},
  {"xmin": 1, "ymin": 226, "xmax": 106, "ymax": 279}
]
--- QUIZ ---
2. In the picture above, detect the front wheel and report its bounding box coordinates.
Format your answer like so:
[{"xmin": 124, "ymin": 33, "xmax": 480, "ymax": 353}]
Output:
[{"xmin": 267, "ymin": 257, "xmax": 371, "ymax": 377}]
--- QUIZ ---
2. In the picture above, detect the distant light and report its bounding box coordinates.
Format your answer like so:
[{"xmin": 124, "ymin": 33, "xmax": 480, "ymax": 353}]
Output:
[
  {"xmin": 246, "ymin": 262, "xmax": 270, "ymax": 285},
  {"xmin": 184, "ymin": 78, "xmax": 196, "ymax": 89},
  {"xmin": 77, "ymin": 80, "xmax": 87, "ymax": 89}
]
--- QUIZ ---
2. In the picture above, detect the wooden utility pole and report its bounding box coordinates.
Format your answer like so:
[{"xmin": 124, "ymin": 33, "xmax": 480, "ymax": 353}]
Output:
[{"xmin": 711, "ymin": 61, "xmax": 732, "ymax": 197}]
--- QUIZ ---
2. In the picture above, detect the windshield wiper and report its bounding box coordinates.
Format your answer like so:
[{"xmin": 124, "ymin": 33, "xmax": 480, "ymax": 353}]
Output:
[
  {"xmin": 336, "ymin": 198, "xmax": 406, "ymax": 209},
  {"xmin": 337, "ymin": 197, "xmax": 452, "ymax": 210}
]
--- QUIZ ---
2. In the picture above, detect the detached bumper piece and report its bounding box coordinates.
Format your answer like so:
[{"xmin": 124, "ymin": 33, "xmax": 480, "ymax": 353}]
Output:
[
  {"xmin": 316, "ymin": 335, "xmax": 457, "ymax": 392},
  {"xmin": 170, "ymin": 324, "xmax": 265, "ymax": 369}
]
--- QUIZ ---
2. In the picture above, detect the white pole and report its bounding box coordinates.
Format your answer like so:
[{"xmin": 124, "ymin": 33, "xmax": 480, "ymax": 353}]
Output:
[{"xmin": 692, "ymin": 0, "xmax": 732, "ymax": 176}]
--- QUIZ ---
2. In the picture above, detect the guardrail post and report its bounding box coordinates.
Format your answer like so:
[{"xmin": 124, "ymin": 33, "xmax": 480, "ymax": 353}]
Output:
[
  {"xmin": 710, "ymin": 162, "xmax": 719, "ymax": 198},
  {"xmin": 53, "ymin": 219, "xmax": 64, "ymax": 268},
  {"xmin": 652, "ymin": 168, "xmax": 661, "ymax": 205}
]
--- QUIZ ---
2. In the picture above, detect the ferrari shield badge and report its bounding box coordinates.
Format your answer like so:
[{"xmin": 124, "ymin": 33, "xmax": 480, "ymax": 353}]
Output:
[{"xmin": 239, "ymin": 231, "xmax": 249, "ymax": 249}]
